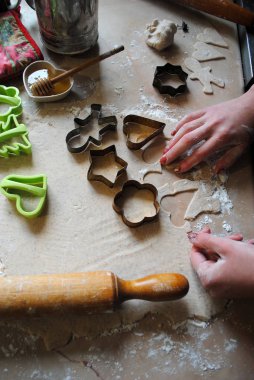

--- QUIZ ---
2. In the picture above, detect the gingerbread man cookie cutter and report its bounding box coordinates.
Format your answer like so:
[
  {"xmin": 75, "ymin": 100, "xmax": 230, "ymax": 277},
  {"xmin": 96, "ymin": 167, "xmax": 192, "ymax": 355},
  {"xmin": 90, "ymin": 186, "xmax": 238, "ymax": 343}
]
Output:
[{"xmin": 66, "ymin": 104, "xmax": 117, "ymax": 153}]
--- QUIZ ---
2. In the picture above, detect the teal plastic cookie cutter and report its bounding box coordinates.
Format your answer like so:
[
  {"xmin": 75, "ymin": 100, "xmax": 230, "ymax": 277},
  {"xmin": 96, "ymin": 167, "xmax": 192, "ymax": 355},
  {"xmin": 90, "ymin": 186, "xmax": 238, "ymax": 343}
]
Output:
[
  {"xmin": 0, "ymin": 174, "xmax": 47, "ymax": 218},
  {"xmin": 0, "ymin": 85, "xmax": 22, "ymax": 123},
  {"xmin": 0, "ymin": 115, "xmax": 31, "ymax": 158}
]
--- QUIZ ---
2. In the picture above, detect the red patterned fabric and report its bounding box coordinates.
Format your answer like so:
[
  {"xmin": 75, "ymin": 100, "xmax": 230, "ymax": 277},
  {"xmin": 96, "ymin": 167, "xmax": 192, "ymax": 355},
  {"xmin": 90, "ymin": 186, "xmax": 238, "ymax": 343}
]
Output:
[{"xmin": 0, "ymin": 7, "xmax": 43, "ymax": 82}]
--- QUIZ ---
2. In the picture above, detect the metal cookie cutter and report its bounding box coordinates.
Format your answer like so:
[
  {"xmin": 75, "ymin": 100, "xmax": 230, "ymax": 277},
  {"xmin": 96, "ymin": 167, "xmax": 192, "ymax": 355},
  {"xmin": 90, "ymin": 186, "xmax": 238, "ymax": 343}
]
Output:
[
  {"xmin": 0, "ymin": 115, "xmax": 31, "ymax": 158},
  {"xmin": 0, "ymin": 174, "xmax": 47, "ymax": 218},
  {"xmin": 113, "ymin": 180, "xmax": 160, "ymax": 227},
  {"xmin": 0, "ymin": 85, "xmax": 22, "ymax": 122},
  {"xmin": 123, "ymin": 115, "xmax": 165, "ymax": 150},
  {"xmin": 66, "ymin": 104, "xmax": 117, "ymax": 153},
  {"xmin": 88, "ymin": 145, "xmax": 128, "ymax": 188},
  {"xmin": 153, "ymin": 63, "xmax": 188, "ymax": 96}
]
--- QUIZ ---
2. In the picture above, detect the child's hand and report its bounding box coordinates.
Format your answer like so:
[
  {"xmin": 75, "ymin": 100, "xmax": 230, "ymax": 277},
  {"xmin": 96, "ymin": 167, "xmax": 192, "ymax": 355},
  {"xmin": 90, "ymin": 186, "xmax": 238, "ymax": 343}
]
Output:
[
  {"xmin": 160, "ymin": 88, "xmax": 254, "ymax": 173},
  {"xmin": 188, "ymin": 229, "xmax": 254, "ymax": 298}
]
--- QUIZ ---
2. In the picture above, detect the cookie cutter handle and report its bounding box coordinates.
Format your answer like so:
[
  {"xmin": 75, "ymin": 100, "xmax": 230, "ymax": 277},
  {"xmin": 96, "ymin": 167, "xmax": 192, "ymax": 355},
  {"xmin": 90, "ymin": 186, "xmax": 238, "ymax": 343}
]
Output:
[{"xmin": 1, "ymin": 179, "xmax": 46, "ymax": 197}]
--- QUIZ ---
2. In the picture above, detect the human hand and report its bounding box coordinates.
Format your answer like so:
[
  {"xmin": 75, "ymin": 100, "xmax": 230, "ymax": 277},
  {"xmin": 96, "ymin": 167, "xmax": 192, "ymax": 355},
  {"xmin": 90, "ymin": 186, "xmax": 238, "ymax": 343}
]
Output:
[
  {"xmin": 160, "ymin": 87, "xmax": 254, "ymax": 173},
  {"xmin": 188, "ymin": 228, "xmax": 254, "ymax": 298}
]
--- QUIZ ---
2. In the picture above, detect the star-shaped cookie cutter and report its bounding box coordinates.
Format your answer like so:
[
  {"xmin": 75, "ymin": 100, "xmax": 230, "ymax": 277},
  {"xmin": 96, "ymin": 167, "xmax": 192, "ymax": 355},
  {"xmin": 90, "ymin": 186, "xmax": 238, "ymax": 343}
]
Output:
[
  {"xmin": 0, "ymin": 115, "xmax": 32, "ymax": 158},
  {"xmin": 0, "ymin": 85, "xmax": 22, "ymax": 122},
  {"xmin": 66, "ymin": 104, "xmax": 117, "ymax": 153},
  {"xmin": 88, "ymin": 145, "xmax": 128, "ymax": 188},
  {"xmin": 0, "ymin": 174, "xmax": 47, "ymax": 218},
  {"xmin": 153, "ymin": 63, "xmax": 188, "ymax": 96}
]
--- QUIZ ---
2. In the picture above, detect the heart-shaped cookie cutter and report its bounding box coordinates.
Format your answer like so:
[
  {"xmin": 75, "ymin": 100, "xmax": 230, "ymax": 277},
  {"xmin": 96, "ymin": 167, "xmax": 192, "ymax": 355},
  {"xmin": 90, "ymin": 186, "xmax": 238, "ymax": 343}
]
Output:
[
  {"xmin": 66, "ymin": 104, "xmax": 117, "ymax": 153},
  {"xmin": 113, "ymin": 180, "xmax": 160, "ymax": 227},
  {"xmin": 0, "ymin": 85, "xmax": 22, "ymax": 122},
  {"xmin": 123, "ymin": 115, "xmax": 165, "ymax": 150},
  {"xmin": 0, "ymin": 174, "xmax": 47, "ymax": 218},
  {"xmin": 0, "ymin": 115, "xmax": 31, "ymax": 158},
  {"xmin": 88, "ymin": 145, "xmax": 128, "ymax": 188}
]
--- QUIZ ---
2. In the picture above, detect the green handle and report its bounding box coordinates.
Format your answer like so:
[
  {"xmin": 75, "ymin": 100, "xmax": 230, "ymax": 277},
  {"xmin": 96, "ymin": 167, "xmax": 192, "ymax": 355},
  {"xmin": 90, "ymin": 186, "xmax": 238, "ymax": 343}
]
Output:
[{"xmin": 1, "ymin": 179, "xmax": 46, "ymax": 197}]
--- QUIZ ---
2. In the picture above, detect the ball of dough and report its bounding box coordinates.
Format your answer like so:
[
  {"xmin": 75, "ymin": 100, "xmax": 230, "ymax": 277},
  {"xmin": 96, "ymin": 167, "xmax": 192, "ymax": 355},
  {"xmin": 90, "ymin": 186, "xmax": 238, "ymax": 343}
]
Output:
[{"xmin": 145, "ymin": 19, "xmax": 177, "ymax": 51}]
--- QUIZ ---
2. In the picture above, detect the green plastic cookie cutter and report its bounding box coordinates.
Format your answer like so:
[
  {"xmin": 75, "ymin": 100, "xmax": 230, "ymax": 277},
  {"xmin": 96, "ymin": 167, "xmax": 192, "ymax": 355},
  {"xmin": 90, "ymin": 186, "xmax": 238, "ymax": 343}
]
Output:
[
  {"xmin": 0, "ymin": 174, "xmax": 47, "ymax": 218},
  {"xmin": 0, "ymin": 85, "xmax": 22, "ymax": 123},
  {"xmin": 0, "ymin": 115, "xmax": 31, "ymax": 158}
]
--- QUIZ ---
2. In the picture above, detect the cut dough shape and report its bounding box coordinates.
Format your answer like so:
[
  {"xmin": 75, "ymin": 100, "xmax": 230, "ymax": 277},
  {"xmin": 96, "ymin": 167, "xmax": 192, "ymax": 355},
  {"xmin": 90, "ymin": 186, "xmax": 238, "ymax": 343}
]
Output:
[
  {"xmin": 158, "ymin": 179, "xmax": 221, "ymax": 220},
  {"xmin": 184, "ymin": 57, "xmax": 225, "ymax": 94},
  {"xmin": 192, "ymin": 42, "xmax": 225, "ymax": 62},
  {"xmin": 197, "ymin": 27, "xmax": 228, "ymax": 48},
  {"xmin": 145, "ymin": 19, "xmax": 177, "ymax": 51}
]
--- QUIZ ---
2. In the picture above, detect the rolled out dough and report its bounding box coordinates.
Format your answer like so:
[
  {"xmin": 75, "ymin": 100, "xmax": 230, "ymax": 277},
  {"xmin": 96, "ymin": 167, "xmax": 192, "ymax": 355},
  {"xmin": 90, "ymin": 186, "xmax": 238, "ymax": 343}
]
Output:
[
  {"xmin": 197, "ymin": 27, "xmax": 228, "ymax": 48},
  {"xmin": 192, "ymin": 42, "xmax": 225, "ymax": 62}
]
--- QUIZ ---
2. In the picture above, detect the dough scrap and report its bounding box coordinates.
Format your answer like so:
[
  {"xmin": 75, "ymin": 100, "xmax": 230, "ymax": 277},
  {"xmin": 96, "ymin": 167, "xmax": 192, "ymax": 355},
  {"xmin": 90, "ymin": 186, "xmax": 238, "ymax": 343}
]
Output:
[
  {"xmin": 184, "ymin": 57, "xmax": 225, "ymax": 94},
  {"xmin": 192, "ymin": 42, "xmax": 225, "ymax": 62},
  {"xmin": 197, "ymin": 27, "xmax": 228, "ymax": 48},
  {"xmin": 145, "ymin": 19, "xmax": 177, "ymax": 51}
]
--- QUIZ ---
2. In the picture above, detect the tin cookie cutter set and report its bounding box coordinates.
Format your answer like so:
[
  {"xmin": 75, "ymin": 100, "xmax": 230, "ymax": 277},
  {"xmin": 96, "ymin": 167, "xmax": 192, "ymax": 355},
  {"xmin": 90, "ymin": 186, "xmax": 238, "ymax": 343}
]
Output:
[
  {"xmin": 123, "ymin": 115, "xmax": 165, "ymax": 150},
  {"xmin": 113, "ymin": 180, "xmax": 160, "ymax": 228},
  {"xmin": 66, "ymin": 104, "xmax": 117, "ymax": 153},
  {"xmin": 153, "ymin": 63, "xmax": 188, "ymax": 96},
  {"xmin": 88, "ymin": 145, "xmax": 128, "ymax": 188}
]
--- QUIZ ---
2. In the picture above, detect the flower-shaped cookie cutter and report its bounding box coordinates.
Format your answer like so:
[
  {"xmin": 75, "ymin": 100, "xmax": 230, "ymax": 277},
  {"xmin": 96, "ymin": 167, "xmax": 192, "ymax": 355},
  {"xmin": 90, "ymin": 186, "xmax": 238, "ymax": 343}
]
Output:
[
  {"xmin": 0, "ymin": 85, "xmax": 22, "ymax": 122},
  {"xmin": 113, "ymin": 180, "xmax": 160, "ymax": 227},
  {"xmin": 0, "ymin": 174, "xmax": 47, "ymax": 218},
  {"xmin": 88, "ymin": 145, "xmax": 128, "ymax": 188},
  {"xmin": 123, "ymin": 115, "xmax": 165, "ymax": 150},
  {"xmin": 153, "ymin": 63, "xmax": 188, "ymax": 96},
  {"xmin": 66, "ymin": 104, "xmax": 117, "ymax": 153},
  {"xmin": 0, "ymin": 115, "xmax": 31, "ymax": 158}
]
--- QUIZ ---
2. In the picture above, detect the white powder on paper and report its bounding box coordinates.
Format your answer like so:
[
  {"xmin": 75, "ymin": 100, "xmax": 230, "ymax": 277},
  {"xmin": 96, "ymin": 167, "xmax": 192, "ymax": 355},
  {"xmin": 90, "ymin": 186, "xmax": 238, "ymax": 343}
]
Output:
[
  {"xmin": 212, "ymin": 186, "xmax": 233, "ymax": 214},
  {"xmin": 193, "ymin": 215, "xmax": 213, "ymax": 231},
  {"xmin": 222, "ymin": 221, "xmax": 232, "ymax": 233}
]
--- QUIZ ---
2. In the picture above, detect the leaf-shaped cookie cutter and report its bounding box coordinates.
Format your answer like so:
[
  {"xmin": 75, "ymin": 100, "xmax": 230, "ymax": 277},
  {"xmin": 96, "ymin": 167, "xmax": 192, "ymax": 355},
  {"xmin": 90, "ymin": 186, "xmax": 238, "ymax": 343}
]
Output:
[
  {"xmin": 66, "ymin": 104, "xmax": 117, "ymax": 153},
  {"xmin": 113, "ymin": 180, "xmax": 160, "ymax": 227},
  {"xmin": 0, "ymin": 174, "xmax": 47, "ymax": 218},
  {"xmin": 123, "ymin": 115, "xmax": 165, "ymax": 150},
  {"xmin": 153, "ymin": 63, "xmax": 188, "ymax": 96},
  {"xmin": 0, "ymin": 115, "xmax": 31, "ymax": 158},
  {"xmin": 0, "ymin": 85, "xmax": 22, "ymax": 122},
  {"xmin": 88, "ymin": 145, "xmax": 128, "ymax": 188}
]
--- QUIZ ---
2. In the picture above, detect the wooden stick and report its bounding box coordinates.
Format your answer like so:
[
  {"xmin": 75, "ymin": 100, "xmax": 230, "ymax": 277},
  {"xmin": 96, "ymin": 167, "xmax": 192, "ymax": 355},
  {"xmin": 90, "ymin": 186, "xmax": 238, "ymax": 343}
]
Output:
[{"xmin": 51, "ymin": 45, "xmax": 125, "ymax": 85}]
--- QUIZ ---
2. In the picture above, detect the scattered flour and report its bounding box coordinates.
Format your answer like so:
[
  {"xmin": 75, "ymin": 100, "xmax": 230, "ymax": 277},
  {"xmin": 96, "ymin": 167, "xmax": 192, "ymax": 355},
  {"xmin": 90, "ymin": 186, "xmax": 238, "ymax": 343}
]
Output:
[
  {"xmin": 222, "ymin": 221, "xmax": 232, "ymax": 233},
  {"xmin": 212, "ymin": 186, "xmax": 233, "ymax": 214},
  {"xmin": 194, "ymin": 215, "xmax": 213, "ymax": 231}
]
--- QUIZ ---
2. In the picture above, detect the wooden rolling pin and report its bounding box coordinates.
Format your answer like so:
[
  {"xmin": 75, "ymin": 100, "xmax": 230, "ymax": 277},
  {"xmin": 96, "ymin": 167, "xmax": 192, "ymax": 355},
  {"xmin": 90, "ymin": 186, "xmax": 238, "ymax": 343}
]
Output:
[
  {"xmin": 171, "ymin": 0, "xmax": 254, "ymax": 27},
  {"xmin": 0, "ymin": 271, "xmax": 189, "ymax": 314}
]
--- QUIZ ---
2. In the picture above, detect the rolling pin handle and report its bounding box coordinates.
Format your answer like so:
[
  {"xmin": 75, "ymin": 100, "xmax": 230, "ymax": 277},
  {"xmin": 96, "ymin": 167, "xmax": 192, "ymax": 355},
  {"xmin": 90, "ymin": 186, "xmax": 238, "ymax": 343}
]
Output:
[{"xmin": 116, "ymin": 273, "xmax": 189, "ymax": 303}]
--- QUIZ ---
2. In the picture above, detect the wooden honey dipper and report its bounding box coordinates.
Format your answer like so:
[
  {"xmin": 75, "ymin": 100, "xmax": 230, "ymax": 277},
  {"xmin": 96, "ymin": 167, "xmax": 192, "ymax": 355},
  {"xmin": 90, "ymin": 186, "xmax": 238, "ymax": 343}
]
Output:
[
  {"xmin": 0, "ymin": 271, "xmax": 189, "ymax": 314},
  {"xmin": 31, "ymin": 45, "xmax": 125, "ymax": 97}
]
